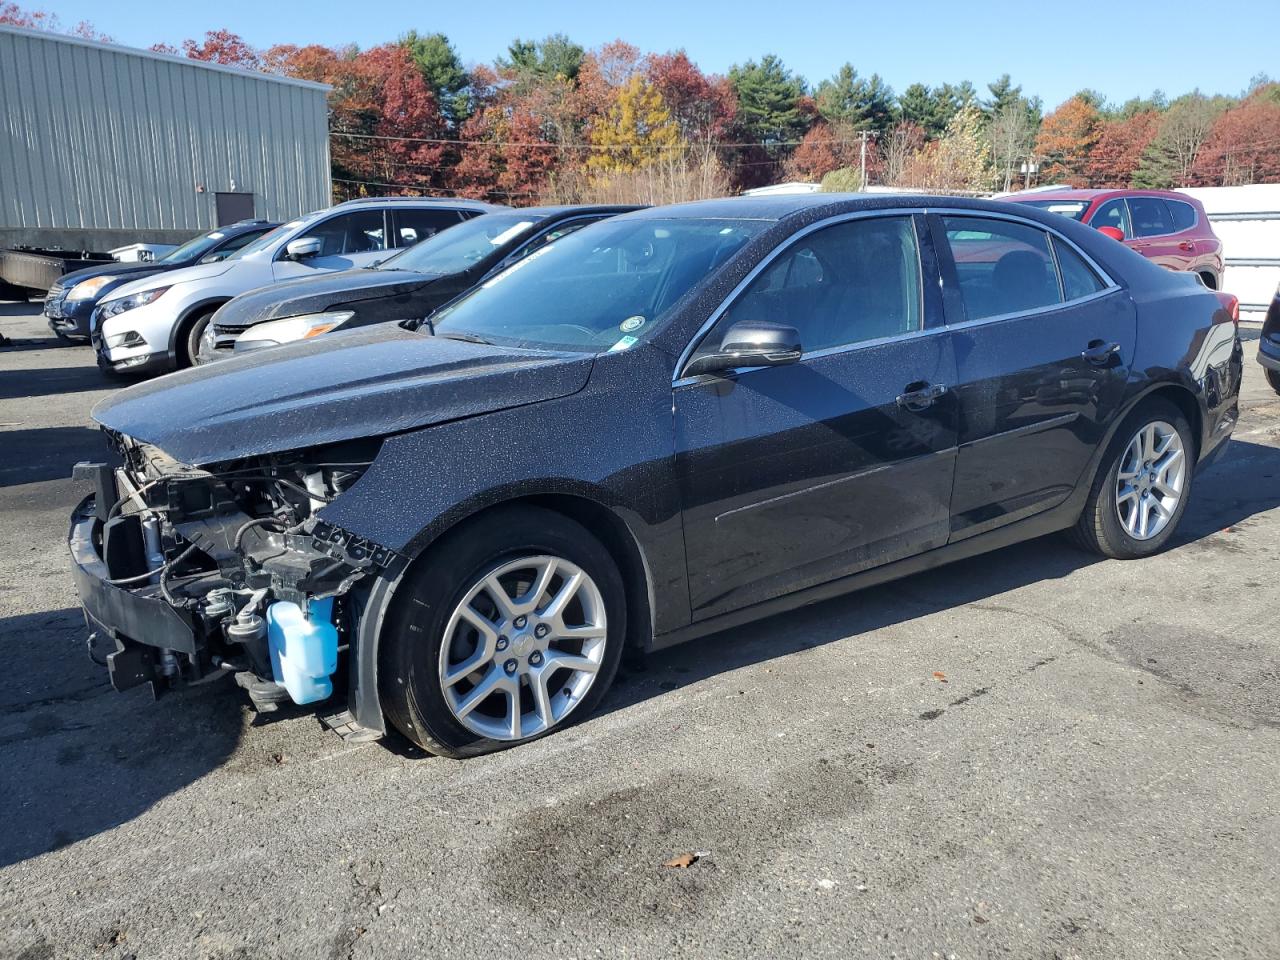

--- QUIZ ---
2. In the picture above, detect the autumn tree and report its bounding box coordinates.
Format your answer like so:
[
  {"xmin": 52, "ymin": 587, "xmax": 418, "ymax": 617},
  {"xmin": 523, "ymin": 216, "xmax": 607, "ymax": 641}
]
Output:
[
  {"xmin": 1034, "ymin": 94, "xmax": 1101, "ymax": 184},
  {"xmin": 0, "ymin": 2, "xmax": 110, "ymax": 39},
  {"xmin": 182, "ymin": 29, "xmax": 261, "ymax": 69},
  {"xmin": 901, "ymin": 104, "xmax": 991, "ymax": 192},
  {"xmin": 587, "ymin": 74, "xmax": 680, "ymax": 174},
  {"xmin": 1086, "ymin": 111, "xmax": 1161, "ymax": 187},
  {"xmin": 1133, "ymin": 93, "xmax": 1231, "ymax": 187},
  {"xmin": 1190, "ymin": 96, "xmax": 1280, "ymax": 185},
  {"xmin": 786, "ymin": 120, "xmax": 852, "ymax": 181},
  {"xmin": 646, "ymin": 50, "xmax": 736, "ymax": 142}
]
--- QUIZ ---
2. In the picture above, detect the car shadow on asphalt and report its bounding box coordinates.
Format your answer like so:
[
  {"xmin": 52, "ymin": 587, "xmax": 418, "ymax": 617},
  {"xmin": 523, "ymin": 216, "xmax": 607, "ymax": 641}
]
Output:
[
  {"xmin": 0, "ymin": 364, "xmax": 112, "ymax": 401},
  {"xmin": 0, "ymin": 426, "xmax": 114, "ymax": 488},
  {"xmin": 601, "ymin": 437, "xmax": 1280, "ymax": 717},
  {"xmin": 0, "ymin": 606, "xmax": 245, "ymax": 869}
]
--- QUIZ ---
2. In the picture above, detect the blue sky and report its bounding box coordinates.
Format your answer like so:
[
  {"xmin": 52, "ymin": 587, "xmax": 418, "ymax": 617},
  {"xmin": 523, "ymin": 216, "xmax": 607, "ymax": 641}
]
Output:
[{"xmin": 40, "ymin": 0, "xmax": 1279, "ymax": 109}]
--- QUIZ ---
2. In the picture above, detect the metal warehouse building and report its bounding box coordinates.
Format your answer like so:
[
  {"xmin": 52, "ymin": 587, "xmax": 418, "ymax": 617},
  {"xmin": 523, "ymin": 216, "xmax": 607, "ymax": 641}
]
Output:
[{"xmin": 0, "ymin": 24, "xmax": 331, "ymax": 251}]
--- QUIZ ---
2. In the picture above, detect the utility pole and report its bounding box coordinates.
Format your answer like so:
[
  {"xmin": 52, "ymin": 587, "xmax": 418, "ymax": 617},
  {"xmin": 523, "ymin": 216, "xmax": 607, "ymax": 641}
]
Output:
[{"xmin": 859, "ymin": 130, "xmax": 869, "ymax": 190}]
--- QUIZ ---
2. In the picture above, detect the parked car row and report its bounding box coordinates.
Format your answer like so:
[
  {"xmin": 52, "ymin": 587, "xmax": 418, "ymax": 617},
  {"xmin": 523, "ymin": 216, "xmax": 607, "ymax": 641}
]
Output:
[
  {"xmin": 88, "ymin": 197, "xmax": 503, "ymax": 374},
  {"xmin": 67, "ymin": 193, "xmax": 1244, "ymax": 759}
]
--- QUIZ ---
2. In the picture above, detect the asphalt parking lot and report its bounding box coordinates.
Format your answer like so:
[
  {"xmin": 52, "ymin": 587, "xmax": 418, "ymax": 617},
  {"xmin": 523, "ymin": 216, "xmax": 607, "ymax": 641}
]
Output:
[{"xmin": 1, "ymin": 298, "xmax": 1277, "ymax": 960}]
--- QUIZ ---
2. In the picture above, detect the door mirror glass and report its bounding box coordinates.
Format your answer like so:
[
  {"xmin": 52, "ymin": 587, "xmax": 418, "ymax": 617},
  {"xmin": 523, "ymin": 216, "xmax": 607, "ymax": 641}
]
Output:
[
  {"xmin": 1096, "ymin": 225, "xmax": 1126, "ymax": 242},
  {"xmin": 684, "ymin": 322, "xmax": 802, "ymax": 377},
  {"xmin": 285, "ymin": 237, "xmax": 323, "ymax": 261}
]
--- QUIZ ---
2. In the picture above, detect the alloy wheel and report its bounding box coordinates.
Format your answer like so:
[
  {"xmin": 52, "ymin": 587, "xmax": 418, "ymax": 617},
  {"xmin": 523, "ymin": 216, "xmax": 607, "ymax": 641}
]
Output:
[
  {"xmin": 437, "ymin": 555, "xmax": 608, "ymax": 741},
  {"xmin": 1114, "ymin": 420, "xmax": 1186, "ymax": 541}
]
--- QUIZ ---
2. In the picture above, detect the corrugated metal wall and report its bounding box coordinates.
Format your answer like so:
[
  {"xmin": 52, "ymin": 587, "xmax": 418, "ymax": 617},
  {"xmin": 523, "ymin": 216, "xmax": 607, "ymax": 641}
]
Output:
[{"xmin": 0, "ymin": 25, "xmax": 331, "ymax": 245}]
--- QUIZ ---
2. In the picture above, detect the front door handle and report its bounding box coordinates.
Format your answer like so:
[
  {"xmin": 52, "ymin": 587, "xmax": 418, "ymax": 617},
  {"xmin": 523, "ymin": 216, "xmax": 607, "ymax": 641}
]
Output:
[
  {"xmin": 896, "ymin": 381, "xmax": 947, "ymax": 411},
  {"xmin": 1082, "ymin": 340, "xmax": 1121, "ymax": 365}
]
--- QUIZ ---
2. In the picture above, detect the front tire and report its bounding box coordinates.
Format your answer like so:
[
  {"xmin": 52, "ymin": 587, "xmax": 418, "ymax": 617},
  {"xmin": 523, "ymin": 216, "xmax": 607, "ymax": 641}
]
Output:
[
  {"xmin": 379, "ymin": 506, "xmax": 626, "ymax": 758},
  {"xmin": 1071, "ymin": 399, "xmax": 1194, "ymax": 559},
  {"xmin": 178, "ymin": 310, "xmax": 215, "ymax": 368},
  {"xmin": 1266, "ymin": 367, "xmax": 1280, "ymax": 396}
]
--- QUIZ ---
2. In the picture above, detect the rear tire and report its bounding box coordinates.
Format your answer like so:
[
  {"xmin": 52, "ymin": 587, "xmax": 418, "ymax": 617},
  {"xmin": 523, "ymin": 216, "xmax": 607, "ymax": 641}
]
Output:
[
  {"xmin": 1266, "ymin": 367, "xmax": 1280, "ymax": 396},
  {"xmin": 379, "ymin": 506, "xmax": 626, "ymax": 758},
  {"xmin": 1070, "ymin": 399, "xmax": 1194, "ymax": 559}
]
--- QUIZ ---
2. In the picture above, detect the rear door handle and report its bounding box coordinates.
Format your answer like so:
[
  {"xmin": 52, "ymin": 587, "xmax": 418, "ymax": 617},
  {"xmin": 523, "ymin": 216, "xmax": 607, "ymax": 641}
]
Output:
[
  {"xmin": 896, "ymin": 381, "xmax": 947, "ymax": 411},
  {"xmin": 1082, "ymin": 340, "xmax": 1121, "ymax": 365},
  {"xmin": 1178, "ymin": 240, "xmax": 1195, "ymax": 252}
]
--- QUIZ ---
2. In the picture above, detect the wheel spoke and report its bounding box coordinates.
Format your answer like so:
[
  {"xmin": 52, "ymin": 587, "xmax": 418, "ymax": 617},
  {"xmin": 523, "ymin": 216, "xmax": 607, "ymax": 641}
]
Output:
[
  {"xmin": 516, "ymin": 558, "xmax": 558, "ymax": 614},
  {"xmin": 555, "ymin": 624, "xmax": 607, "ymax": 642},
  {"xmin": 1117, "ymin": 484, "xmax": 1139, "ymax": 506},
  {"xmin": 529, "ymin": 670, "xmax": 554, "ymax": 730},
  {"xmin": 482, "ymin": 574, "xmax": 519, "ymax": 622},
  {"xmin": 1154, "ymin": 479, "xmax": 1180, "ymax": 499},
  {"xmin": 507, "ymin": 685, "xmax": 522, "ymax": 740},
  {"xmin": 539, "ymin": 570, "xmax": 583, "ymax": 622},
  {"xmin": 543, "ymin": 651, "xmax": 600, "ymax": 675},
  {"xmin": 1143, "ymin": 424, "xmax": 1157, "ymax": 460}
]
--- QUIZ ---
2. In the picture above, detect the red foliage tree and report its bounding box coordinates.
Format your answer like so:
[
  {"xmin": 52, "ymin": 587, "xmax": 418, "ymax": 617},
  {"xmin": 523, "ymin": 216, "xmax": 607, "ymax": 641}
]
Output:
[
  {"xmin": 181, "ymin": 29, "xmax": 261, "ymax": 69},
  {"xmin": 1190, "ymin": 97, "xmax": 1280, "ymax": 185},
  {"xmin": 1085, "ymin": 111, "xmax": 1161, "ymax": 187},
  {"xmin": 644, "ymin": 50, "xmax": 736, "ymax": 142}
]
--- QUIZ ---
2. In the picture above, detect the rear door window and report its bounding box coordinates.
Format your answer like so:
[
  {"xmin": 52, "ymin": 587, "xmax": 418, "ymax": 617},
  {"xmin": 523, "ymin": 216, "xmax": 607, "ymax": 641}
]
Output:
[
  {"xmin": 1089, "ymin": 199, "xmax": 1131, "ymax": 238},
  {"xmin": 1167, "ymin": 200, "xmax": 1198, "ymax": 232},
  {"xmin": 1129, "ymin": 198, "xmax": 1175, "ymax": 238},
  {"xmin": 1051, "ymin": 237, "xmax": 1107, "ymax": 300},
  {"xmin": 393, "ymin": 209, "xmax": 464, "ymax": 249},
  {"xmin": 941, "ymin": 217, "xmax": 1060, "ymax": 320},
  {"xmin": 306, "ymin": 210, "xmax": 387, "ymax": 256}
]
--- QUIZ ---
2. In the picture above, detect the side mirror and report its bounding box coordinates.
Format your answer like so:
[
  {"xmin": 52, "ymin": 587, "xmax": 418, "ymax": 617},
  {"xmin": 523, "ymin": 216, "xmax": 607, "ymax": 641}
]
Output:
[
  {"xmin": 285, "ymin": 237, "xmax": 323, "ymax": 261},
  {"xmin": 199, "ymin": 252, "xmax": 227, "ymax": 264},
  {"xmin": 683, "ymin": 321, "xmax": 802, "ymax": 377},
  {"xmin": 1096, "ymin": 225, "xmax": 1126, "ymax": 242}
]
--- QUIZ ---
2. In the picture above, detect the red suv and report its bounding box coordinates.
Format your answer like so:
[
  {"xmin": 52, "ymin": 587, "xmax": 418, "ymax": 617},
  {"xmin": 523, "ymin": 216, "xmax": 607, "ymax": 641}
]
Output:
[{"xmin": 1007, "ymin": 189, "xmax": 1224, "ymax": 290}]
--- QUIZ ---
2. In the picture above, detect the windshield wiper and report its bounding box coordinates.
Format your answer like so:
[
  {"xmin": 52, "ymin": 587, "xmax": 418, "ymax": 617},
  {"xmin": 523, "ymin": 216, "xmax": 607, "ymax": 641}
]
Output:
[{"xmin": 435, "ymin": 330, "xmax": 493, "ymax": 345}]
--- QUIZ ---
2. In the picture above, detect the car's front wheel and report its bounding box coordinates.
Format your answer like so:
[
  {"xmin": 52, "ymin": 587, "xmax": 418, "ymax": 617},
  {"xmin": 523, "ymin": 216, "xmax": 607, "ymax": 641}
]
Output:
[
  {"xmin": 1071, "ymin": 399, "xmax": 1194, "ymax": 559},
  {"xmin": 179, "ymin": 309, "xmax": 216, "ymax": 368},
  {"xmin": 379, "ymin": 506, "xmax": 626, "ymax": 758}
]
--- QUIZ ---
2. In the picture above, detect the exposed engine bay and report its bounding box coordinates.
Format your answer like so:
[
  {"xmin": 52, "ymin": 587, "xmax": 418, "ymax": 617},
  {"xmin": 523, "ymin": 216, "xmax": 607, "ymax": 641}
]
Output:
[{"xmin": 70, "ymin": 430, "xmax": 401, "ymax": 713}]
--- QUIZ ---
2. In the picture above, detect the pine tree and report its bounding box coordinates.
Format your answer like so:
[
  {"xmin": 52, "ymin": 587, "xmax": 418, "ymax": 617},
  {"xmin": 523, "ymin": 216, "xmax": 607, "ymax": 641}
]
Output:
[{"xmin": 728, "ymin": 55, "xmax": 808, "ymax": 144}]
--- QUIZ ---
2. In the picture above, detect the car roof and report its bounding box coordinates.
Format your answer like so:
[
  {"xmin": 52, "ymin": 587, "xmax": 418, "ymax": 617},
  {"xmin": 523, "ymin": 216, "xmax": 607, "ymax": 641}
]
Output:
[
  {"xmin": 612, "ymin": 193, "xmax": 1074, "ymax": 223},
  {"xmin": 507, "ymin": 204, "xmax": 647, "ymax": 218},
  {"xmin": 332, "ymin": 197, "xmax": 507, "ymax": 212},
  {"xmin": 1006, "ymin": 188, "xmax": 1200, "ymax": 205}
]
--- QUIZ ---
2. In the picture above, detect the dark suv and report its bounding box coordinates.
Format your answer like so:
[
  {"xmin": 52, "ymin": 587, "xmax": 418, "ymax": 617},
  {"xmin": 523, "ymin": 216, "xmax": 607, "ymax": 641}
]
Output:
[
  {"xmin": 1007, "ymin": 189, "xmax": 1224, "ymax": 290},
  {"xmin": 44, "ymin": 220, "xmax": 276, "ymax": 340}
]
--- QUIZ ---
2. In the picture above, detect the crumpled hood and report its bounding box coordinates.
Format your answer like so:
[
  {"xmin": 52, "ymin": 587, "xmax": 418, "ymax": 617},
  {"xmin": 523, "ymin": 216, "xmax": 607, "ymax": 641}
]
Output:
[
  {"xmin": 91, "ymin": 323, "xmax": 593, "ymax": 465},
  {"xmin": 214, "ymin": 268, "xmax": 442, "ymax": 328},
  {"xmin": 103, "ymin": 259, "xmax": 238, "ymax": 302}
]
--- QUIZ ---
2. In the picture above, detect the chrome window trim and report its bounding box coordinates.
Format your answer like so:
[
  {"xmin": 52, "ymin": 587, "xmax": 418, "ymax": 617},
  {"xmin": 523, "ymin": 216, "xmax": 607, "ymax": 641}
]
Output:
[
  {"xmin": 673, "ymin": 204, "xmax": 1124, "ymax": 387},
  {"xmin": 672, "ymin": 207, "xmax": 929, "ymax": 386}
]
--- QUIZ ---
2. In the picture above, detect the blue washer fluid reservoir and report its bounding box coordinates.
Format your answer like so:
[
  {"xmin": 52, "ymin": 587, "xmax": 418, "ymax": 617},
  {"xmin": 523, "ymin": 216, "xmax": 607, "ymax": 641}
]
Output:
[{"xmin": 266, "ymin": 597, "xmax": 338, "ymax": 705}]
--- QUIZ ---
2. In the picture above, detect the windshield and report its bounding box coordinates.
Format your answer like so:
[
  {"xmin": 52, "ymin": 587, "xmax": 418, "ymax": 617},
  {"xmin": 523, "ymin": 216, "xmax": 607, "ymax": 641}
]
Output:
[
  {"xmin": 227, "ymin": 216, "xmax": 313, "ymax": 260},
  {"xmin": 1019, "ymin": 199, "xmax": 1091, "ymax": 221},
  {"xmin": 379, "ymin": 212, "xmax": 542, "ymax": 275},
  {"xmin": 430, "ymin": 218, "xmax": 768, "ymax": 351},
  {"xmin": 160, "ymin": 228, "xmax": 234, "ymax": 263}
]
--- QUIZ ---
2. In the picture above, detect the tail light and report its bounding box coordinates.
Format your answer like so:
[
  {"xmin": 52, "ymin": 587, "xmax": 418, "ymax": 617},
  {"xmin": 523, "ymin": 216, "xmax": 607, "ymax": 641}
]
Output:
[{"xmin": 1213, "ymin": 290, "xmax": 1239, "ymax": 326}]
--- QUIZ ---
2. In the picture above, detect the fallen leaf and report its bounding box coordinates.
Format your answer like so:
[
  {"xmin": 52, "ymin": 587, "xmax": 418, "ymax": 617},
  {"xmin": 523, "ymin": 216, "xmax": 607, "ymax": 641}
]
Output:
[
  {"xmin": 932, "ymin": 671, "xmax": 948, "ymax": 683},
  {"xmin": 663, "ymin": 852, "xmax": 699, "ymax": 869},
  {"xmin": 973, "ymin": 914, "xmax": 988, "ymax": 924}
]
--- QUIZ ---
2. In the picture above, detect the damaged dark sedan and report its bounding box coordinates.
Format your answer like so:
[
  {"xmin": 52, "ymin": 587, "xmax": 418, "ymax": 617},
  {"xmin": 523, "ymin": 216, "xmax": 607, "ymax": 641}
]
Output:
[{"xmin": 69, "ymin": 195, "xmax": 1242, "ymax": 758}]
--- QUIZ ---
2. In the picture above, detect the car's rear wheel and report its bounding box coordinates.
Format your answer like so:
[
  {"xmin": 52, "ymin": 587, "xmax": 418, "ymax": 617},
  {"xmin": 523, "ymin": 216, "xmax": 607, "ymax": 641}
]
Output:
[
  {"xmin": 379, "ymin": 506, "xmax": 626, "ymax": 758},
  {"xmin": 1266, "ymin": 367, "xmax": 1280, "ymax": 396},
  {"xmin": 178, "ymin": 309, "xmax": 216, "ymax": 368},
  {"xmin": 1071, "ymin": 399, "xmax": 1194, "ymax": 559}
]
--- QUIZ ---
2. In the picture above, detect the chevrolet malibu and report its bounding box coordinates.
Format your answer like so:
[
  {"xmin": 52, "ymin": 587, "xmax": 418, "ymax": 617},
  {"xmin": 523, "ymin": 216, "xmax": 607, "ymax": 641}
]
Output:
[{"xmin": 69, "ymin": 195, "xmax": 1242, "ymax": 758}]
